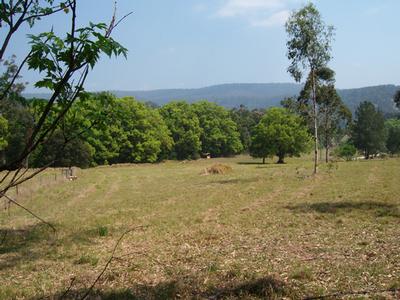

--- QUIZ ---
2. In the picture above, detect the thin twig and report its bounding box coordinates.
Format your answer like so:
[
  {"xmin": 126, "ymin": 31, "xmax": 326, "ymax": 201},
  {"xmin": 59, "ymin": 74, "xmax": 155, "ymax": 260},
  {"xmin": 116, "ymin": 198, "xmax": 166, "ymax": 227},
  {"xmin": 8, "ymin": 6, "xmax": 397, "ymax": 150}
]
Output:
[
  {"xmin": 3, "ymin": 194, "xmax": 56, "ymax": 232},
  {"xmin": 111, "ymin": 11, "xmax": 133, "ymax": 32},
  {"xmin": 105, "ymin": 1, "xmax": 133, "ymax": 37},
  {"xmin": 79, "ymin": 225, "xmax": 148, "ymax": 300},
  {"xmin": 59, "ymin": 277, "xmax": 76, "ymax": 299}
]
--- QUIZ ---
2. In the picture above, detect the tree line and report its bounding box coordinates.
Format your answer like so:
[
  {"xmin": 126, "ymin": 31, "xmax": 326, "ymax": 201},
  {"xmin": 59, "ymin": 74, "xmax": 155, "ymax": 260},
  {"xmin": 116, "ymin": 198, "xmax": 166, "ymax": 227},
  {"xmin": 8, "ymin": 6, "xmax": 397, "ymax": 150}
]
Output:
[
  {"xmin": 2, "ymin": 85, "xmax": 399, "ymax": 170},
  {"xmin": 1, "ymin": 91, "xmax": 245, "ymax": 168}
]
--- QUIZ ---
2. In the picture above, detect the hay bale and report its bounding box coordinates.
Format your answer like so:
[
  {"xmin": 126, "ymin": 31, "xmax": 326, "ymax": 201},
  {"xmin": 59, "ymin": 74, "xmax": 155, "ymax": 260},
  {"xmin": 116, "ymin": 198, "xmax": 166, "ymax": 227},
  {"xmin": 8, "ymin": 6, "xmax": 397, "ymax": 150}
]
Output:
[{"xmin": 203, "ymin": 163, "xmax": 233, "ymax": 175}]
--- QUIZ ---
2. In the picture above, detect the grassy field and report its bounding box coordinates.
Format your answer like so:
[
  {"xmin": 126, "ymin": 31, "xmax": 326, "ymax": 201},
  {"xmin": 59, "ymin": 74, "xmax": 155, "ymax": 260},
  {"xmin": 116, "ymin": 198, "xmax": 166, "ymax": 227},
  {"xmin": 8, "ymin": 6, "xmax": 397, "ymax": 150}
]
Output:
[{"xmin": 0, "ymin": 156, "xmax": 399, "ymax": 299}]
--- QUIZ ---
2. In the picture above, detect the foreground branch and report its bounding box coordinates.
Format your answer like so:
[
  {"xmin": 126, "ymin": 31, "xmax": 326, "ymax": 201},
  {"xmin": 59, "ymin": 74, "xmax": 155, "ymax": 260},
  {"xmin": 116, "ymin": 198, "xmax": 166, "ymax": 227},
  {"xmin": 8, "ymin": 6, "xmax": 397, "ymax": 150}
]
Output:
[
  {"xmin": 3, "ymin": 194, "xmax": 56, "ymax": 232},
  {"xmin": 79, "ymin": 225, "xmax": 148, "ymax": 300}
]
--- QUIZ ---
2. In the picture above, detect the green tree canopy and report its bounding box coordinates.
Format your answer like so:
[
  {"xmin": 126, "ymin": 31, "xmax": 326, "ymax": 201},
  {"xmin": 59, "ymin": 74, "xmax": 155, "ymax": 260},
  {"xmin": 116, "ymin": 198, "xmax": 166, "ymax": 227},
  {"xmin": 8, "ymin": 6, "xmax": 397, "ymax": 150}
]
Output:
[
  {"xmin": 116, "ymin": 98, "xmax": 173, "ymax": 163},
  {"xmin": 230, "ymin": 105, "xmax": 264, "ymax": 152},
  {"xmin": 0, "ymin": 97, "xmax": 33, "ymax": 168},
  {"xmin": 160, "ymin": 101, "xmax": 202, "ymax": 160},
  {"xmin": 66, "ymin": 92, "xmax": 122, "ymax": 166},
  {"xmin": 318, "ymin": 84, "xmax": 352, "ymax": 162},
  {"xmin": 192, "ymin": 101, "xmax": 243, "ymax": 157},
  {"xmin": 30, "ymin": 129, "xmax": 93, "ymax": 168},
  {"xmin": 352, "ymin": 101, "xmax": 387, "ymax": 158},
  {"xmin": 0, "ymin": 115, "xmax": 8, "ymax": 151},
  {"xmin": 250, "ymin": 108, "xmax": 311, "ymax": 164},
  {"xmin": 385, "ymin": 118, "xmax": 400, "ymax": 155}
]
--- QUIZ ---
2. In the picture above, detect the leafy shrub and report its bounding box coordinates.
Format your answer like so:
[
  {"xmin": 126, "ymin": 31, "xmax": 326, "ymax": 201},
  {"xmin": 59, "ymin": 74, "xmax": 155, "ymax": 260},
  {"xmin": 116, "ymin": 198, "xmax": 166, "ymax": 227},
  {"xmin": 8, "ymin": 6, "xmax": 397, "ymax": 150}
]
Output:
[{"xmin": 335, "ymin": 143, "xmax": 357, "ymax": 161}]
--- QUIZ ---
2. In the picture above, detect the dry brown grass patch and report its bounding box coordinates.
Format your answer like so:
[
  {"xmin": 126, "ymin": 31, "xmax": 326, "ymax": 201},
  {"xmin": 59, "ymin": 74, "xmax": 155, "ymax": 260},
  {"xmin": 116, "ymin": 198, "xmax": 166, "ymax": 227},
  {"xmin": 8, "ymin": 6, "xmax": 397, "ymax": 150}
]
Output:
[{"xmin": 202, "ymin": 163, "xmax": 233, "ymax": 175}]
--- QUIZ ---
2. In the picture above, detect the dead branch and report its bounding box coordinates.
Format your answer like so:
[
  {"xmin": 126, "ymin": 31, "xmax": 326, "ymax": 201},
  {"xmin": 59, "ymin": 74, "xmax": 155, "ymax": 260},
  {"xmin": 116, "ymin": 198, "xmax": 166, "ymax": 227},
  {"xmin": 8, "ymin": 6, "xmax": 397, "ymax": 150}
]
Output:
[
  {"xmin": 79, "ymin": 225, "xmax": 148, "ymax": 300},
  {"xmin": 59, "ymin": 276, "xmax": 76, "ymax": 300},
  {"xmin": 3, "ymin": 194, "xmax": 56, "ymax": 232}
]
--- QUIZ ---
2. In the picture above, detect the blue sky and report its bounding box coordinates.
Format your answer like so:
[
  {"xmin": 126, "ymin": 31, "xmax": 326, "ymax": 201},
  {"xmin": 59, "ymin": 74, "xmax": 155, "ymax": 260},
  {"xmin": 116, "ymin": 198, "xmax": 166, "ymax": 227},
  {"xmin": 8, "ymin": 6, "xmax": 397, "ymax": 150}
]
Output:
[{"xmin": 5, "ymin": 0, "xmax": 400, "ymax": 92}]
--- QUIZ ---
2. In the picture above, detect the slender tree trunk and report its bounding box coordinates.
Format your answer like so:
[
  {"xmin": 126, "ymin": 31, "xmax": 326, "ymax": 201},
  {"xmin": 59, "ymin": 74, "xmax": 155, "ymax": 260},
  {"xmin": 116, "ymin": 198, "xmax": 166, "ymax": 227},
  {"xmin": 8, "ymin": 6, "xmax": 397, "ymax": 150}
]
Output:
[
  {"xmin": 262, "ymin": 157, "xmax": 265, "ymax": 164},
  {"xmin": 312, "ymin": 69, "xmax": 318, "ymax": 174},
  {"xmin": 325, "ymin": 113, "xmax": 329, "ymax": 163},
  {"xmin": 325, "ymin": 146, "xmax": 329, "ymax": 163},
  {"xmin": 277, "ymin": 153, "xmax": 285, "ymax": 164}
]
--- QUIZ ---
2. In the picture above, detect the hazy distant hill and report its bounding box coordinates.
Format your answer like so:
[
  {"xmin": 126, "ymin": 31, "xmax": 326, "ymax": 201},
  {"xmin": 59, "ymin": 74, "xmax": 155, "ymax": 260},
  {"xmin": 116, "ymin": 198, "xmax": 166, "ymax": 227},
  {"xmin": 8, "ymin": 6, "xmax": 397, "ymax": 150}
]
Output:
[
  {"xmin": 24, "ymin": 83, "xmax": 399, "ymax": 114},
  {"xmin": 111, "ymin": 83, "xmax": 302, "ymax": 109},
  {"xmin": 337, "ymin": 85, "xmax": 399, "ymax": 114}
]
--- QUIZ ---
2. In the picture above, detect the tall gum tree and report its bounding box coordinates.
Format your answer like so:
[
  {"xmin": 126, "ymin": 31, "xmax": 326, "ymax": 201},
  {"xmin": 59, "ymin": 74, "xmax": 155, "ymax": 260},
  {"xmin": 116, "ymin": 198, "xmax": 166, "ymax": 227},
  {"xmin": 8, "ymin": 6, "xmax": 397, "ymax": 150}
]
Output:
[{"xmin": 286, "ymin": 3, "xmax": 334, "ymax": 174}]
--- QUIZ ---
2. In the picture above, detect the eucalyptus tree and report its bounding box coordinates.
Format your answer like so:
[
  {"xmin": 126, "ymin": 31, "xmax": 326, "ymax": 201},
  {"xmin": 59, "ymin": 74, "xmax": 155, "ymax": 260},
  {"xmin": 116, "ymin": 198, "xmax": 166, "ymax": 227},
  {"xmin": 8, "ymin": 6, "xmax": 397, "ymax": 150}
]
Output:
[
  {"xmin": 318, "ymin": 84, "xmax": 351, "ymax": 162},
  {"xmin": 286, "ymin": 3, "xmax": 334, "ymax": 174}
]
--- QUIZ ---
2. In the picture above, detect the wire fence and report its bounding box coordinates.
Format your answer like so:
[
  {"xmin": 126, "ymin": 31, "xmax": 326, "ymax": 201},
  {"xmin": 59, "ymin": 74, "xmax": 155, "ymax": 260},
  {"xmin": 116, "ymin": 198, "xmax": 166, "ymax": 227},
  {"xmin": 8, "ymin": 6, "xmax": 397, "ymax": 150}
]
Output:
[{"xmin": 2, "ymin": 167, "xmax": 80, "ymax": 212}]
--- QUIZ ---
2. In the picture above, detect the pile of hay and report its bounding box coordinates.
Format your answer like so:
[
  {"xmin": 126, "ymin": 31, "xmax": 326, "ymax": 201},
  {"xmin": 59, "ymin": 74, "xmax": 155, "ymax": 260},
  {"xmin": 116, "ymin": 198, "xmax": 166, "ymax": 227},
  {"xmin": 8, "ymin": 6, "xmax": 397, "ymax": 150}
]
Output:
[{"xmin": 202, "ymin": 163, "xmax": 233, "ymax": 175}]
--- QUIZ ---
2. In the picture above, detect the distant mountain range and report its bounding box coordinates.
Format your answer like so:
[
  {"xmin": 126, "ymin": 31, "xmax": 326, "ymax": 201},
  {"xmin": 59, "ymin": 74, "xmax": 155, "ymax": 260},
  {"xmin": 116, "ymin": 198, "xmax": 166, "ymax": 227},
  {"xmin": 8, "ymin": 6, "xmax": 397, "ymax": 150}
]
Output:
[{"xmin": 24, "ymin": 83, "xmax": 400, "ymax": 114}]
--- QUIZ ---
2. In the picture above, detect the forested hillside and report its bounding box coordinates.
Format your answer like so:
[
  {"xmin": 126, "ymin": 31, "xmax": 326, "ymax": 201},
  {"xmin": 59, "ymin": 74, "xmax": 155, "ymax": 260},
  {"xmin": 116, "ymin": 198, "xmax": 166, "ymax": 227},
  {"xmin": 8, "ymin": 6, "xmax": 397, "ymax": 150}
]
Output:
[
  {"xmin": 337, "ymin": 85, "xmax": 398, "ymax": 115},
  {"xmin": 25, "ymin": 83, "xmax": 399, "ymax": 114}
]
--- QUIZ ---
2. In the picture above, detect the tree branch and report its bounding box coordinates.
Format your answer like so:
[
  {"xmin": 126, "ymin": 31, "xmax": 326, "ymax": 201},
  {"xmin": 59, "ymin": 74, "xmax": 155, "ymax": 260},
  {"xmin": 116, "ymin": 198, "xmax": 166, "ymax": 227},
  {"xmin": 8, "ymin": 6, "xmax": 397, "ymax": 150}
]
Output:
[
  {"xmin": 3, "ymin": 194, "xmax": 56, "ymax": 232},
  {"xmin": 80, "ymin": 226, "xmax": 148, "ymax": 300}
]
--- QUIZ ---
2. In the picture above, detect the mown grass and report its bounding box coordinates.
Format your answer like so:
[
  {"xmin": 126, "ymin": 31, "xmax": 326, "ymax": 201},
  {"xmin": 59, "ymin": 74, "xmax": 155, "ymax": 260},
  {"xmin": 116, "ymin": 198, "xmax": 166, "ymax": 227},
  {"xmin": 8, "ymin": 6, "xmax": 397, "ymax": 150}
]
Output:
[{"xmin": 0, "ymin": 156, "xmax": 399, "ymax": 299}]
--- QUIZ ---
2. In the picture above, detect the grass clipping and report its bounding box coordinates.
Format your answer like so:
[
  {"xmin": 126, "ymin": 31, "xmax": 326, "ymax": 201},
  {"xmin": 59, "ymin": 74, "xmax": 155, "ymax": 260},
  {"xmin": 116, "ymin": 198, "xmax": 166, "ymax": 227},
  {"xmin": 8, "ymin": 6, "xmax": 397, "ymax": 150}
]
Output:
[{"xmin": 202, "ymin": 163, "xmax": 233, "ymax": 175}]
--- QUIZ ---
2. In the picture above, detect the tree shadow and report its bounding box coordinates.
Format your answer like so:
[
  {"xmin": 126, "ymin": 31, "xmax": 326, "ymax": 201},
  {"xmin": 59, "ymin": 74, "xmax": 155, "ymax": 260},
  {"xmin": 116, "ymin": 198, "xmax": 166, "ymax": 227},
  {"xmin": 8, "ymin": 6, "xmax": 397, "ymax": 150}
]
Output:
[
  {"xmin": 206, "ymin": 276, "xmax": 289, "ymax": 299},
  {"xmin": 0, "ymin": 221, "xmax": 121, "ymax": 272},
  {"xmin": 0, "ymin": 223, "xmax": 55, "ymax": 254},
  {"xmin": 286, "ymin": 200, "xmax": 400, "ymax": 218},
  {"xmin": 237, "ymin": 161, "xmax": 268, "ymax": 165},
  {"xmin": 210, "ymin": 177, "xmax": 260, "ymax": 185},
  {"xmin": 38, "ymin": 275, "xmax": 294, "ymax": 300},
  {"xmin": 0, "ymin": 223, "xmax": 56, "ymax": 270}
]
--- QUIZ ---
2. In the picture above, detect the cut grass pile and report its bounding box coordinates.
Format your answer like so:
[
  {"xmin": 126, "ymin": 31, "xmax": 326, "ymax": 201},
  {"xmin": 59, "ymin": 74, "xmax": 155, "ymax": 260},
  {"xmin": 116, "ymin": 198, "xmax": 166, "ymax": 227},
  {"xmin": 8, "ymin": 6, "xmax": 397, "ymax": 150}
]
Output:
[
  {"xmin": 0, "ymin": 156, "xmax": 399, "ymax": 299},
  {"xmin": 202, "ymin": 163, "xmax": 233, "ymax": 175}
]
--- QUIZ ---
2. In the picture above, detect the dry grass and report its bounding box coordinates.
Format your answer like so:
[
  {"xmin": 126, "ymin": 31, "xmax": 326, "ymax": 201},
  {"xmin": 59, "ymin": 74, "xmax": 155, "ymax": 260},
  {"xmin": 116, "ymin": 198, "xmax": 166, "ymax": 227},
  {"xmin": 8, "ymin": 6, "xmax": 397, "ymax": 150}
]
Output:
[
  {"xmin": 0, "ymin": 155, "xmax": 399, "ymax": 299},
  {"xmin": 202, "ymin": 163, "xmax": 233, "ymax": 175}
]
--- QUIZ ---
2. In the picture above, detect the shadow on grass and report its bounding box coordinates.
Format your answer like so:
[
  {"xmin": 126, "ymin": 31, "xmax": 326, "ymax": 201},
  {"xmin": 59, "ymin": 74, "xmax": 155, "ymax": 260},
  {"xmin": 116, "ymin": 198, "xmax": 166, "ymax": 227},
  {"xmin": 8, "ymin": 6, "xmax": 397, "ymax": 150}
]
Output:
[
  {"xmin": 0, "ymin": 223, "xmax": 103, "ymax": 271},
  {"xmin": 287, "ymin": 200, "xmax": 400, "ymax": 218},
  {"xmin": 0, "ymin": 223, "xmax": 55, "ymax": 254},
  {"xmin": 237, "ymin": 161, "xmax": 268, "ymax": 165},
  {"xmin": 210, "ymin": 177, "xmax": 260, "ymax": 185},
  {"xmin": 0, "ymin": 223, "xmax": 56, "ymax": 270},
  {"xmin": 39, "ymin": 276, "xmax": 293, "ymax": 300}
]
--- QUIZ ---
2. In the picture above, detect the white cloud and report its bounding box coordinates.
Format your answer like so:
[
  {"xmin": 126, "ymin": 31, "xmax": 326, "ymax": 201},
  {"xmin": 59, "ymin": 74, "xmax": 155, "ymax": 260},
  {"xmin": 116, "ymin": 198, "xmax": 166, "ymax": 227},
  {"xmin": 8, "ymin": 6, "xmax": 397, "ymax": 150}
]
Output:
[
  {"xmin": 251, "ymin": 10, "xmax": 291, "ymax": 27},
  {"xmin": 216, "ymin": 0, "xmax": 302, "ymax": 28},
  {"xmin": 218, "ymin": 0, "xmax": 284, "ymax": 17}
]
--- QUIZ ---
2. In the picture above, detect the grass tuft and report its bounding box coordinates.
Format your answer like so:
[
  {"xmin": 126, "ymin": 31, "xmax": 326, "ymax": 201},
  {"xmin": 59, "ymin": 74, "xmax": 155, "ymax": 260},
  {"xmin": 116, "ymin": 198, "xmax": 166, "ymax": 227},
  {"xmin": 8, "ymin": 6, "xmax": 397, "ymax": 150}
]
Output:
[{"xmin": 75, "ymin": 253, "xmax": 99, "ymax": 266}]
